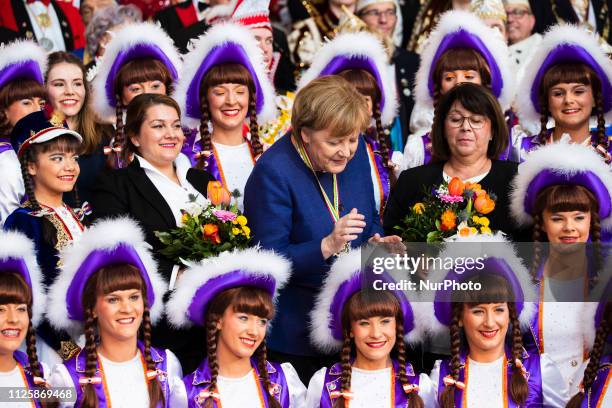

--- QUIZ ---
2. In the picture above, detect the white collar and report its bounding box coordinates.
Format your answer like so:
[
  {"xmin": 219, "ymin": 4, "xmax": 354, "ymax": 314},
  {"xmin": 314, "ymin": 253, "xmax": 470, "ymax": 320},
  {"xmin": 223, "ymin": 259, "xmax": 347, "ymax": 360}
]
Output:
[{"xmin": 135, "ymin": 154, "xmax": 191, "ymax": 185}]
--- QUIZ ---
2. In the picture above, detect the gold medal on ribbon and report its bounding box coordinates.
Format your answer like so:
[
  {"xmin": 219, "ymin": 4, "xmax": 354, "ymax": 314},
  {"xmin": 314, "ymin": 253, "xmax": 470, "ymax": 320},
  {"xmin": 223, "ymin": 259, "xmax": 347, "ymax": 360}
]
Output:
[{"xmin": 36, "ymin": 12, "xmax": 52, "ymax": 29}]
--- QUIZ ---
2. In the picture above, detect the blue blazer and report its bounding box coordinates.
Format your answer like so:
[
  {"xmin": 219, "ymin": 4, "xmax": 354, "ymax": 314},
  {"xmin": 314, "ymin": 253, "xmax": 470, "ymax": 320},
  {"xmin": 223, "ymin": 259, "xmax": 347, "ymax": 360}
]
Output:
[{"xmin": 244, "ymin": 134, "xmax": 382, "ymax": 356}]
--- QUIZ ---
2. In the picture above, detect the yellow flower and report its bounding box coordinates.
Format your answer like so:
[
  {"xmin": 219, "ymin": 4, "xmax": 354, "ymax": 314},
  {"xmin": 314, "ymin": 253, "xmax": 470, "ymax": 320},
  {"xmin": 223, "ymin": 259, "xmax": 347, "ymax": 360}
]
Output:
[
  {"xmin": 234, "ymin": 215, "xmax": 248, "ymax": 226},
  {"xmin": 181, "ymin": 213, "xmax": 189, "ymax": 225},
  {"xmin": 232, "ymin": 227, "xmax": 241, "ymax": 235},
  {"xmin": 470, "ymin": 227, "xmax": 478, "ymax": 235},
  {"xmin": 480, "ymin": 226, "xmax": 492, "ymax": 234},
  {"xmin": 478, "ymin": 217, "xmax": 490, "ymax": 227},
  {"xmin": 413, "ymin": 202, "xmax": 425, "ymax": 214},
  {"xmin": 471, "ymin": 215, "xmax": 480, "ymax": 224},
  {"xmin": 242, "ymin": 225, "xmax": 251, "ymax": 239},
  {"xmin": 440, "ymin": 210, "xmax": 457, "ymax": 231}
]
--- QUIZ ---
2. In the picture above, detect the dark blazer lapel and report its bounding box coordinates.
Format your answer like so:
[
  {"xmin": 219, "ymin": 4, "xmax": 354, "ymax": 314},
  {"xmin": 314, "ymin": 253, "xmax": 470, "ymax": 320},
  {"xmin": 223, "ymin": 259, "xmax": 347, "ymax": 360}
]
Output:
[{"xmin": 127, "ymin": 159, "xmax": 176, "ymax": 228}]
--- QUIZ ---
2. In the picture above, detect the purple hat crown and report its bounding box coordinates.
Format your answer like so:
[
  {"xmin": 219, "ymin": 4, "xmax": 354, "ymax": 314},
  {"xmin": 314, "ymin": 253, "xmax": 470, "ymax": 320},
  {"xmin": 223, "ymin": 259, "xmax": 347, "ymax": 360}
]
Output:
[
  {"xmin": 414, "ymin": 10, "xmax": 514, "ymax": 111},
  {"xmin": 166, "ymin": 247, "xmax": 291, "ymax": 328},
  {"xmin": 297, "ymin": 32, "xmax": 399, "ymax": 126},
  {"xmin": 0, "ymin": 230, "xmax": 46, "ymax": 326},
  {"xmin": 173, "ymin": 23, "xmax": 277, "ymax": 129},
  {"xmin": 0, "ymin": 40, "xmax": 47, "ymax": 91},
  {"xmin": 46, "ymin": 217, "xmax": 166, "ymax": 333},
  {"xmin": 510, "ymin": 143, "xmax": 612, "ymax": 231}
]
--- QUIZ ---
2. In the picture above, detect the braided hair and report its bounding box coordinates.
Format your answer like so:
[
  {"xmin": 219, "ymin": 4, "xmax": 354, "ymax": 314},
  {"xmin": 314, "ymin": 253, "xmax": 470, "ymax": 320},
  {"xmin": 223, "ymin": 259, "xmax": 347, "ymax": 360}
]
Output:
[
  {"xmin": 202, "ymin": 286, "xmax": 277, "ymax": 407},
  {"xmin": 566, "ymin": 303, "xmax": 612, "ymax": 408},
  {"xmin": 196, "ymin": 63, "xmax": 263, "ymax": 170},
  {"xmin": 0, "ymin": 272, "xmax": 57, "ymax": 408},
  {"xmin": 335, "ymin": 290, "xmax": 424, "ymax": 408},
  {"xmin": 80, "ymin": 264, "xmax": 164, "ymax": 408}
]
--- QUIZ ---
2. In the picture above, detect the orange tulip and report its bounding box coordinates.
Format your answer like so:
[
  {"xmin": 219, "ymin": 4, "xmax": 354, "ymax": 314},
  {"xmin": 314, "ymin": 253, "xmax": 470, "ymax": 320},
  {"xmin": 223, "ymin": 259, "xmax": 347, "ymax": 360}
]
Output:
[
  {"xmin": 474, "ymin": 195, "xmax": 495, "ymax": 214},
  {"xmin": 202, "ymin": 223, "xmax": 221, "ymax": 244},
  {"xmin": 440, "ymin": 210, "xmax": 457, "ymax": 231},
  {"xmin": 207, "ymin": 181, "xmax": 231, "ymax": 206},
  {"xmin": 448, "ymin": 177, "xmax": 465, "ymax": 196}
]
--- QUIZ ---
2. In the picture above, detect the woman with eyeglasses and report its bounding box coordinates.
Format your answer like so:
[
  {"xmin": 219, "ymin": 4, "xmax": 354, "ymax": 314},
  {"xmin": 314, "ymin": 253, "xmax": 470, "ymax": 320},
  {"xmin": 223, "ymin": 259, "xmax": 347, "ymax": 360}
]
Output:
[{"xmin": 383, "ymin": 83, "xmax": 521, "ymax": 240}]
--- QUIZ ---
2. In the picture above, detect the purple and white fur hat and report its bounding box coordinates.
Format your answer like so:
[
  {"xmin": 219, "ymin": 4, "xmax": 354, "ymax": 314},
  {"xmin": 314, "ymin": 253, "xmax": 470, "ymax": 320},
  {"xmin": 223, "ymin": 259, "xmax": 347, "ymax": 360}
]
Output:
[
  {"xmin": 414, "ymin": 10, "xmax": 514, "ymax": 112},
  {"xmin": 166, "ymin": 247, "xmax": 291, "ymax": 328},
  {"xmin": 46, "ymin": 217, "xmax": 166, "ymax": 333},
  {"xmin": 296, "ymin": 31, "xmax": 399, "ymax": 126},
  {"xmin": 510, "ymin": 143, "xmax": 612, "ymax": 232},
  {"xmin": 423, "ymin": 234, "xmax": 537, "ymax": 337},
  {"xmin": 310, "ymin": 248, "xmax": 424, "ymax": 354},
  {"xmin": 0, "ymin": 231, "xmax": 45, "ymax": 326},
  {"xmin": 0, "ymin": 40, "xmax": 47, "ymax": 91},
  {"xmin": 515, "ymin": 24, "xmax": 612, "ymax": 133},
  {"xmin": 173, "ymin": 22, "xmax": 276, "ymax": 129},
  {"xmin": 91, "ymin": 22, "xmax": 182, "ymax": 123}
]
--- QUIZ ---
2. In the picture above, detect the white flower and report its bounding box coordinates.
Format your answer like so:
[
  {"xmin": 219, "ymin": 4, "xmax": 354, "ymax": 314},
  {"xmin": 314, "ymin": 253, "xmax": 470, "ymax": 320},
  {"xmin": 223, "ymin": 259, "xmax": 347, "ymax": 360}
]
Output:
[{"xmin": 183, "ymin": 201, "xmax": 203, "ymax": 217}]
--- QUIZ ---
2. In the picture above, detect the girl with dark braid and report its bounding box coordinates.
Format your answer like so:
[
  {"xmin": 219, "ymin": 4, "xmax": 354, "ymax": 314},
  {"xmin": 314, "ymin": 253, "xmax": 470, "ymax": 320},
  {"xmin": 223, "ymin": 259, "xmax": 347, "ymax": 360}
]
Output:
[
  {"xmin": 0, "ymin": 230, "xmax": 55, "ymax": 408},
  {"xmin": 426, "ymin": 234, "xmax": 568, "ymax": 407},
  {"xmin": 297, "ymin": 31, "xmax": 400, "ymax": 218},
  {"xmin": 90, "ymin": 22, "xmax": 181, "ymax": 169},
  {"xmin": 306, "ymin": 248, "xmax": 435, "ymax": 407},
  {"xmin": 514, "ymin": 25, "xmax": 612, "ymax": 164},
  {"xmin": 46, "ymin": 217, "xmax": 184, "ymax": 408},
  {"xmin": 173, "ymin": 23, "xmax": 276, "ymax": 212},
  {"xmin": 510, "ymin": 142, "xmax": 612, "ymax": 396},
  {"xmin": 166, "ymin": 247, "xmax": 306, "ymax": 408}
]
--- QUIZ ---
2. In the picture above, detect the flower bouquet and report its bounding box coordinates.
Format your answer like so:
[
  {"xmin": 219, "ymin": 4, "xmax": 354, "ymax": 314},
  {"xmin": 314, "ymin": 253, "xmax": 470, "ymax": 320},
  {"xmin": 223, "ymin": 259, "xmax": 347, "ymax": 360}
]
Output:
[
  {"xmin": 155, "ymin": 181, "xmax": 252, "ymax": 265},
  {"xmin": 395, "ymin": 177, "xmax": 496, "ymax": 242}
]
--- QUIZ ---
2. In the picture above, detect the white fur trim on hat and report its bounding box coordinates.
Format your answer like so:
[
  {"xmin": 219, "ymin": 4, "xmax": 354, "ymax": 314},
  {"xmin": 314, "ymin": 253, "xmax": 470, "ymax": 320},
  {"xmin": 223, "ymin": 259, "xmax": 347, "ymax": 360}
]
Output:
[
  {"xmin": 0, "ymin": 231, "xmax": 45, "ymax": 327},
  {"xmin": 515, "ymin": 24, "xmax": 612, "ymax": 131},
  {"xmin": 166, "ymin": 247, "xmax": 291, "ymax": 328},
  {"xmin": 173, "ymin": 23, "xmax": 276, "ymax": 129},
  {"xmin": 414, "ymin": 10, "xmax": 514, "ymax": 112},
  {"xmin": 46, "ymin": 217, "xmax": 166, "ymax": 334},
  {"xmin": 297, "ymin": 31, "xmax": 399, "ymax": 126},
  {"xmin": 422, "ymin": 233, "xmax": 537, "ymax": 338},
  {"xmin": 91, "ymin": 22, "xmax": 182, "ymax": 123},
  {"xmin": 0, "ymin": 40, "xmax": 47, "ymax": 87},
  {"xmin": 310, "ymin": 248, "xmax": 425, "ymax": 353},
  {"xmin": 510, "ymin": 142, "xmax": 612, "ymax": 231}
]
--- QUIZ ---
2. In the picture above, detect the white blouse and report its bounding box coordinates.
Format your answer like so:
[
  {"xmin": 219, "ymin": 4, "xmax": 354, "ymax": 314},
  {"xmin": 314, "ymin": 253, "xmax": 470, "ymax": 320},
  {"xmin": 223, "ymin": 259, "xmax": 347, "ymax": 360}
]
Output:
[
  {"xmin": 0, "ymin": 361, "xmax": 50, "ymax": 408},
  {"xmin": 48, "ymin": 349, "xmax": 184, "ymax": 408},
  {"xmin": 306, "ymin": 366, "xmax": 436, "ymax": 408},
  {"xmin": 430, "ymin": 353, "xmax": 569, "ymax": 408},
  {"xmin": 212, "ymin": 141, "xmax": 254, "ymax": 212},
  {"xmin": 53, "ymin": 205, "xmax": 84, "ymax": 241},
  {"xmin": 137, "ymin": 154, "xmax": 209, "ymax": 225}
]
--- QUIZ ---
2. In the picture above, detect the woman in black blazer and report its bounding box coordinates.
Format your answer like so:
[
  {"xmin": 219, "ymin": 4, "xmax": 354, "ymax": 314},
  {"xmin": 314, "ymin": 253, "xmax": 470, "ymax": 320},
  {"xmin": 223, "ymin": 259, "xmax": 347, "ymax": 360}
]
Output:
[
  {"xmin": 91, "ymin": 94, "xmax": 215, "ymax": 372},
  {"xmin": 384, "ymin": 83, "xmax": 523, "ymax": 240}
]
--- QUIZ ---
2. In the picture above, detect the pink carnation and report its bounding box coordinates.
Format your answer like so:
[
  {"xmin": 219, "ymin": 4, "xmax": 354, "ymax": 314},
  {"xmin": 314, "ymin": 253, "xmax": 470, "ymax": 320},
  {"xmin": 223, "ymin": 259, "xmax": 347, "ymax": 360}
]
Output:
[
  {"xmin": 213, "ymin": 209, "xmax": 237, "ymax": 222},
  {"xmin": 439, "ymin": 194, "xmax": 464, "ymax": 203}
]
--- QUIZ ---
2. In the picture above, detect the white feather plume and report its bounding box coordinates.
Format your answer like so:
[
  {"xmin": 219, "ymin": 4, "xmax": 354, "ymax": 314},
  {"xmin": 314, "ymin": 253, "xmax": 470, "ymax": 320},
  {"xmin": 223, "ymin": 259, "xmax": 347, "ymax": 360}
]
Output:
[
  {"xmin": 166, "ymin": 247, "xmax": 291, "ymax": 328},
  {"xmin": 173, "ymin": 23, "xmax": 277, "ymax": 129},
  {"xmin": 0, "ymin": 231, "xmax": 46, "ymax": 326},
  {"xmin": 510, "ymin": 142, "xmax": 612, "ymax": 231},
  {"xmin": 46, "ymin": 217, "xmax": 166, "ymax": 333},
  {"xmin": 296, "ymin": 31, "xmax": 399, "ymax": 126},
  {"xmin": 414, "ymin": 10, "xmax": 514, "ymax": 112},
  {"xmin": 91, "ymin": 22, "xmax": 183, "ymax": 123},
  {"xmin": 516, "ymin": 24, "xmax": 612, "ymax": 132}
]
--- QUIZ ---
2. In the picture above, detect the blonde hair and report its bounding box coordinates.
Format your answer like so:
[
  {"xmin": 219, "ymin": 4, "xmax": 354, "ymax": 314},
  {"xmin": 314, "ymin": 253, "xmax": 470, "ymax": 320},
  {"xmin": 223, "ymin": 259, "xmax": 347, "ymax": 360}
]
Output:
[{"xmin": 292, "ymin": 75, "xmax": 369, "ymax": 140}]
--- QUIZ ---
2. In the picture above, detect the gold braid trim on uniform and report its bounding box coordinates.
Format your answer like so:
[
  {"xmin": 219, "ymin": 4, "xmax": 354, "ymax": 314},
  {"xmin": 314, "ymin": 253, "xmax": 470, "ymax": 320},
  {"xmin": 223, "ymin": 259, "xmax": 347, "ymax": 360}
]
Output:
[{"xmin": 59, "ymin": 340, "xmax": 81, "ymax": 361}]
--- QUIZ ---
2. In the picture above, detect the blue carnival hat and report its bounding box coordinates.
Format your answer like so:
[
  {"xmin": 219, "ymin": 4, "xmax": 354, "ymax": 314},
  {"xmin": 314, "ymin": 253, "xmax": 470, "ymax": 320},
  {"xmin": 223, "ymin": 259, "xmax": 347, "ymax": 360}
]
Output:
[
  {"xmin": 91, "ymin": 22, "xmax": 182, "ymax": 123},
  {"xmin": 310, "ymin": 248, "xmax": 423, "ymax": 353},
  {"xmin": 516, "ymin": 25, "xmax": 612, "ymax": 131},
  {"xmin": 425, "ymin": 234, "xmax": 537, "ymax": 336},
  {"xmin": 0, "ymin": 40, "xmax": 47, "ymax": 91},
  {"xmin": 166, "ymin": 247, "xmax": 291, "ymax": 328},
  {"xmin": 510, "ymin": 143, "xmax": 612, "ymax": 232},
  {"xmin": 10, "ymin": 109, "xmax": 82, "ymax": 158},
  {"xmin": 297, "ymin": 31, "xmax": 399, "ymax": 126},
  {"xmin": 0, "ymin": 231, "xmax": 45, "ymax": 326},
  {"xmin": 414, "ymin": 10, "xmax": 514, "ymax": 111},
  {"xmin": 47, "ymin": 217, "xmax": 166, "ymax": 333},
  {"xmin": 173, "ymin": 22, "xmax": 276, "ymax": 129}
]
